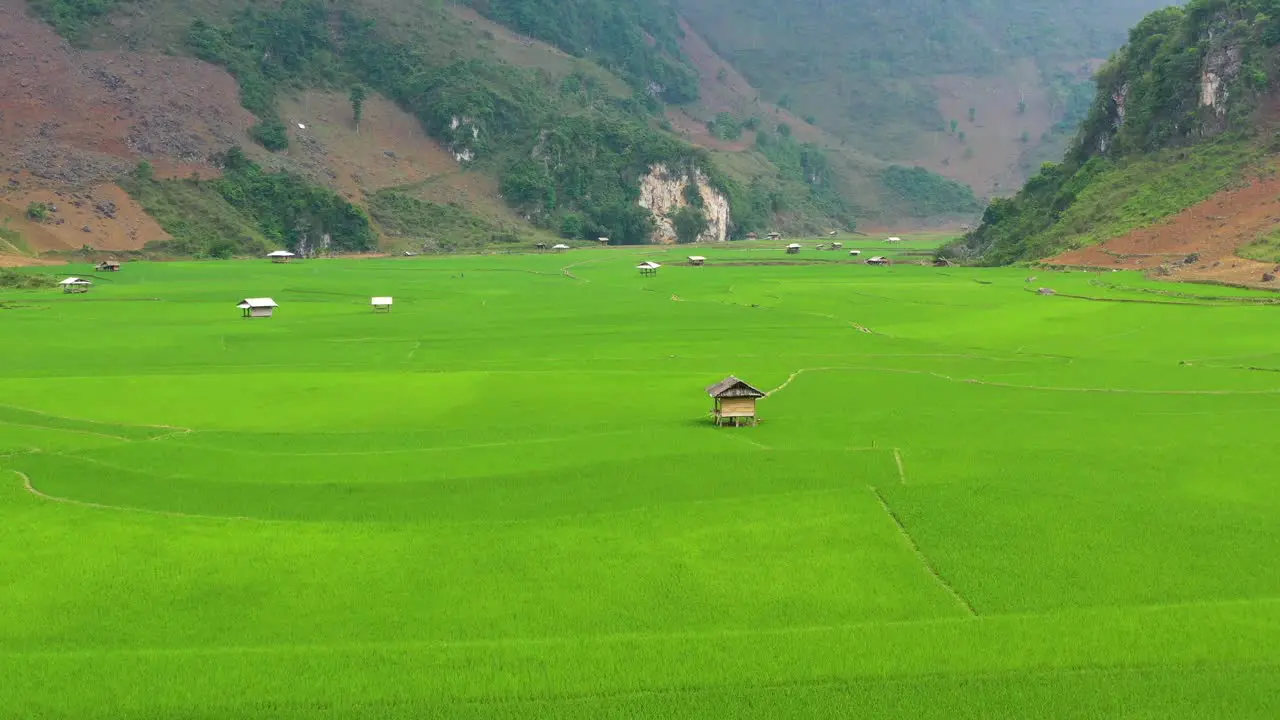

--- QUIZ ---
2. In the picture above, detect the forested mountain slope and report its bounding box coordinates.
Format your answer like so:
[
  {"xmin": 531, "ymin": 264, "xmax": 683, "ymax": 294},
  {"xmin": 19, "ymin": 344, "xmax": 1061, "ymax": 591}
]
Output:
[
  {"xmin": 679, "ymin": 0, "xmax": 1168, "ymax": 197},
  {"xmin": 2, "ymin": 0, "xmax": 1162, "ymax": 259},
  {"xmin": 953, "ymin": 0, "xmax": 1280, "ymax": 270}
]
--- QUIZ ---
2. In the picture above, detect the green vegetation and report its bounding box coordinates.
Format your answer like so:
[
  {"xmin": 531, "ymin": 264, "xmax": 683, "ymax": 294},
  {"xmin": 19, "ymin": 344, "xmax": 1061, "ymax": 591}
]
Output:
[
  {"xmin": 120, "ymin": 152, "xmax": 374, "ymax": 257},
  {"xmin": 1241, "ymin": 226, "xmax": 1280, "ymax": 262},
  {"xmin": 960, "ymin": 139, "xmax": 1262, "ymax": 264},
  {"xmin": 0, "ymin": 268, "xmax": 55, "ymax": 288},
  {"xmin": 24, "ymin": 203, "xmax": 50, "ymax": 223},
  {"xmin": 367, "ymin": 189, "xmax": 524, "ymax": 251},
  {"xmin": 672, "ymin": 205, "xmax": 708, "ymax": 243},
  {"xmin": 707, "ymin": 112, "xmax": 744, "ymax": 141},
  {"xmin": 879, "ymin": 165, "xmax": 982, "ymax": 218},
  {"xmin": 26, "ymin": 0, "xmax": 120, "ymax": 42},
  {"xmin": 957, "ymin": 0, "xmax": 1280, "ymax": 264},
  {"xmin": 3, "ymin": 250, "xmax": 1280, "ymax": 716},
  {"xmin": 752, "ymin": 129, "xmax": 856, "ymax": 230},
  {"xmin": 466, "ymin": 0, "xmax": 698, "ymax": 102},
  {"xmin": 349, "ymin": 84, "xmax": 367, "ymax": 132},
  {"xmin": 0, "ymin": 224, "xmax": 28, "ymax": 256}
]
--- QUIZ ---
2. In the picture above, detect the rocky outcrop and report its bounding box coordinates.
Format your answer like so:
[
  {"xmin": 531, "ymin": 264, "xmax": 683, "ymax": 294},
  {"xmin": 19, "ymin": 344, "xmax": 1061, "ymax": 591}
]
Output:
[
  {"xmin": 1200, "ymin": 43, "xmax": 1242, "ymax": 117},
  {"xmin": 637, "ymin": 165, "xmax": 730, "ymax": 244}
]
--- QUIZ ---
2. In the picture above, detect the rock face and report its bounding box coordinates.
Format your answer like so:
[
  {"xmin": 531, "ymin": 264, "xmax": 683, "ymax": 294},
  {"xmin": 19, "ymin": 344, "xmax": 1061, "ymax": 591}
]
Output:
[
  {"xmin": 637, "ymin": 165, "xmax": 730, "ymax": 244},
  {"xmin": 1200, "ymin": 42, "xmax": 1242, "ymax": 118}
]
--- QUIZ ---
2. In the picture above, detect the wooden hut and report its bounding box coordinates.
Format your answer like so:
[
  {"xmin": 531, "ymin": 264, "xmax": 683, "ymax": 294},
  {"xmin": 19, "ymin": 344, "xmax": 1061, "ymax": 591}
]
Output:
[
  {"xmin": 866, "ymin": 256, "xmax": 890, "ymax": 266},
  {"xmin": 267, "ymin": 250, "xmax": 296, "ymax": 264},
  {"xmin": 831, "ymin": 242, "xmax": 843, "ymax": 250},
  {"xmin": 551, "ymin": 243, "xmax": 570, "ymax": 253},
  {"xmin": 706, "ymin": 376, "xmax": 766, "ymax": 427},
  {"xmin": 688, "ymin": 255, "xmax": 706, "ymax": 266},
  {"xmin": 534, "ymin": 242, "xmax": 548, "ymax": 252},
  {"xmin": 785, "ymin": 243, "xmax": 801, "ymax": 255},
  {"xmin": 849, "ymin": 249, "xmax": 862, "ymax": 256},
  {"xmin": 371, "ymin": 296, "xmax": 393, "ymax": 313},
  {"xmin": 766, "ymin": 232, "xmax": 782, "ymax": 240},
  {"xmin": 637, "ymin": 261, "xmax": 661, "ymax": 276},
  {"xmin": 597, "ymin": 237, "xmax": 611, "ymax": 246},
  {"xmin": 95, "ymin": 260, "xmax": 121, "ymax": 272},
  {"xmin": 237, "ymin": 297, "xmax": 278, "ymax": 318},
  {"xmin": 59, "ymin": 277, "xmax": 92, "ymax": 293}
]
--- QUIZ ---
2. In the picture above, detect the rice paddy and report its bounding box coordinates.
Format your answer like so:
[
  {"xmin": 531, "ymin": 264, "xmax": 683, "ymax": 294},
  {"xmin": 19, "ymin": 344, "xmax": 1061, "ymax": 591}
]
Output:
[{"xmin": 3, "ymin": 242, "xmax": 1280, "ymax": 717}]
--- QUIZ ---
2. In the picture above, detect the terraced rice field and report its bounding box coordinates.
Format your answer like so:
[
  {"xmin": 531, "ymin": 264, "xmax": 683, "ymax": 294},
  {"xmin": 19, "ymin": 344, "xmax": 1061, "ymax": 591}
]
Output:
[{"xmin": 2, "ymin": 243, "xmax": 1280, "ymax": 717}]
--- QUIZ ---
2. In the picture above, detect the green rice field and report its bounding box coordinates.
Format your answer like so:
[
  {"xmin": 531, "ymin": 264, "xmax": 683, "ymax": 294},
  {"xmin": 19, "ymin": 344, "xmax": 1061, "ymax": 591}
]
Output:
[{"xmin": 3, "ymin": 241, "xmax": 1280, "ymax": 717}]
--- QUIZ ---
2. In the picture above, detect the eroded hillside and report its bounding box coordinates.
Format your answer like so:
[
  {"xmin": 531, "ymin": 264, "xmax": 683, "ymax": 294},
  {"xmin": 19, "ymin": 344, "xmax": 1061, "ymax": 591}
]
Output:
[{"xmin": 955, "ymin": 0, "xmax": 1280, "ymax": 288}]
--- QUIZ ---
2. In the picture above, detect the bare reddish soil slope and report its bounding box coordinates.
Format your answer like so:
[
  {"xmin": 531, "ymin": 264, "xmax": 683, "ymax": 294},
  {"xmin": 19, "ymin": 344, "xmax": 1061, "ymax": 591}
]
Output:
[
  {"xmin": 0, "ymin": 2, "xmax": 254, "ymax": 251},
  {"xmin": 1050, "ymin": 174, "xmax": 1280, "ymax": 288}
]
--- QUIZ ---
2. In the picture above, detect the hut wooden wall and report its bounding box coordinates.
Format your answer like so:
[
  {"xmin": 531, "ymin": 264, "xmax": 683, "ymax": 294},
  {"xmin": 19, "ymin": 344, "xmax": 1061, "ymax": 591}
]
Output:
[{"xmin": 718, "ymin": 397, "xmax": 757, "ymax": 417}]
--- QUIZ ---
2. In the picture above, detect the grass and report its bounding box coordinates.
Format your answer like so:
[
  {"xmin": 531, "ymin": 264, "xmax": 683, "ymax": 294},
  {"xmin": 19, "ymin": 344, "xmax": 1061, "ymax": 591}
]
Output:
[
  {"xmin": 2, "ymin": 242, "xmax": 1280, "ymax": 717},
  {"xmin": 1241, "ymin": 225, "xmax": 1280, "ymax": 263},
  {"xmin": 0, "ymin": 222, "xmax": 31, "ymax": 256},
  {"xmin": 1034, "ymin": 139, "xmax": 1265, "ymax": 257}
]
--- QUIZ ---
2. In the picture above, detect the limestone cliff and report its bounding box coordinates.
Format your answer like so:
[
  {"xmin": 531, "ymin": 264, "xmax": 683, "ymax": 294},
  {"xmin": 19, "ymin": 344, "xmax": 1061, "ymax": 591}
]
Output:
[{"xmin": 637, "ymin": 165, "xmax": 730, "ymax": 244}]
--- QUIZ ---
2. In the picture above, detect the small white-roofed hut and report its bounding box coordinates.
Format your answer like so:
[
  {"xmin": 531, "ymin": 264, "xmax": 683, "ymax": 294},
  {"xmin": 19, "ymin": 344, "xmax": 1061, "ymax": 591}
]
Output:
[
  {"xmin": 849, "ymin": 249, "xmax": 862, "ymax": 256},
  {"xmin": 237, "ymin": 298, "xmax": 278, "ymax": 318},
  {"xmin": 267, "ymin": 250, "xmax": 296, "ymax": 263},
  {"xmin": 371, "ymin": 296, "xmax": 393, "ymax": 313},
  {"xmin": 786, "ymin": 243, "xmax": 802, "ymax": 254},
  {"xmin": 637, "ymin": 261, "xmax": 661, "ymax": 276},
  {"xmin": 552, "ymin": 243, "xmax": 570, "ymax": 252},
  {"xmin": 866, "ymin": 256, "xmax": 890, "ymax": 266},
  {"xmin": 597, "ymin": 237, "xmax": 611, "ymax": 246},
  {"xmin": 688, "ymin": 255, "xmax": 706, "ymax": 266},
  {"xmin": 706, "ymin": 376, "xmax": 766, "ymax": 427},
  {"xmin": 95, "ymin": 260, "xmax": 121, "ymax": 272},
  {"xmin": 59, "ymin": 277, "xmax": 92, "ymax": 293}
]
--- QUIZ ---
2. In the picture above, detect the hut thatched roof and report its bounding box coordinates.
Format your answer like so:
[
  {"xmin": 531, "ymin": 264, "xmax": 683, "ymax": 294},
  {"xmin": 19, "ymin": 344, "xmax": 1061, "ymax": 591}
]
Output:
[{"xmin": 706, "ymin": 376, "xmax": 766, "ymax": 399}]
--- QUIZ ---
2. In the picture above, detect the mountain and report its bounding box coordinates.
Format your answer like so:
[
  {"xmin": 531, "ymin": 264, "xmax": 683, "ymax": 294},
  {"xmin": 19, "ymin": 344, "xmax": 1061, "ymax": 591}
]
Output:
[
  {"xmin": 0, "ymin": 0, "xmax": 1165, "ymax": 259},
  {"xmin": 677, "ymin": 0, "xmax": 1169, "ymax": 198},
  {"xmin": 953, "ymin": 0, "xmax": 1280, "ymax": 287}
]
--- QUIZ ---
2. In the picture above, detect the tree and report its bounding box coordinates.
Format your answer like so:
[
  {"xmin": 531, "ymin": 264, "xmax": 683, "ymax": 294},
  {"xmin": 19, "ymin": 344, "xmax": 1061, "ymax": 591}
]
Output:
[
  {"xmin": 560, "ymin": 212, "xmax": 586, "ymax": 239},
  {"xmin": 25, "ymin": 202, "xmax": 49, "ymax": 222},
  {"xmin": 950, "ymin": 119, "xmax": 959, "ymax": 134},
  {"xmin": 672, "ymin": 206, "xmax": 708, "ymax": 244},
  {"xmin": 967, "ymin": 107, "xmax": 976, "ymax": 122},
  {"xmin": 1017, "ymin": 99, "xmax": 1027, "ymax": 115},
  {"xmin": 133, "ymin": 160, "xmax": 155, "ymax": 184},
  {"xmin": 349, "ymin": 84, "xmax": 368, "ymax": 133}
]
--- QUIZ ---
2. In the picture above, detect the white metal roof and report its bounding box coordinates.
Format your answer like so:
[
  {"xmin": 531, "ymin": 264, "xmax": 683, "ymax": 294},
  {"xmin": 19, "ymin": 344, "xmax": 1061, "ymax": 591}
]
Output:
[
  {"xmin": 237, "ymin": 298, "xmax": 279, "ymax": 308},
  {"xmin": 868, "ymin": 256, "xmax": 888, "ymax": 262},
  {"xmin": 371, "ymin": 296, "xmax": 393, "ymax": 306},
  {"xmin": 636, "ymin": 261, "xmax": 661, "ymax": 269},
  {"xmin": 687, "ymin": 256, "xmax": 706, "ymax": 261},
  {"xmin": 787, "ymin": 243, "xmax": 802, "ymax": 248},
  {"xmin": 552, "ymin": 243, "xmax": 571, "ymax": 249},
  {"xmin": 886, "ymin": 237, "xmax": 902, "ymax": 242},
  {"xmin": 59, "ymin": 277, "xmax": 91, "ymax": 285},
  {"xmin": 849, "ymin": 250, "xmax": 862, "ymax": 255},
  {"xmin": 267, "ymin": 250, "xmax": 296, "ymax": 257}
]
